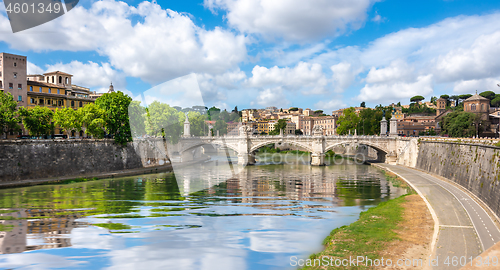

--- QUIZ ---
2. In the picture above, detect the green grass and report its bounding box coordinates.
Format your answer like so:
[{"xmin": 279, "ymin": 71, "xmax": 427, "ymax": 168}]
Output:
[
  {"xmin": 0, "ymin": 209, "xmax": 19, "ymax": 214},
  {"xmin": 303, "ymin": 195, "xmax": 408, "ymax": 270}
]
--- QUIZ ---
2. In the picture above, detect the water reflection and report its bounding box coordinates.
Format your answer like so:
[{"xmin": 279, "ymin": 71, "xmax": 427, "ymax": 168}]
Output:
[{"xmin": 0, "ymin": 157, "xmax": 406, "ymax": 269}]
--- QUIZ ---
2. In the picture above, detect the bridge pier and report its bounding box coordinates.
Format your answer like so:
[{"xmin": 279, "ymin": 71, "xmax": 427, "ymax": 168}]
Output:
[
  {"xmin": 237, "ymin": 153, "xmax": 255, "ymax": 166},
  {"xmin": 310, "ymin": 152, "xmax": 325, "ymax": 166}
]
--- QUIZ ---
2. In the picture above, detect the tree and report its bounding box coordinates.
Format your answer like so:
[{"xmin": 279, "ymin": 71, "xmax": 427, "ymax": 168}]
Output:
[
  {"xmin": 430, "ymin": 96, "xmax": 437, "ymax": 104},
  {"xmin": 336, "ymin": 107, "xmax": 360, "ymax": 135},
  {"xmin": 289, "ymin": 107, "xmax": 299, "ymax": 111},
  {"xmin": 360, "ymin": 101, "xmax": 366, "ymax": 108},
  {"xmin": 79, "ymin": 103, "xmax": 106, "ymax": 138},
  {"xmin": 441, "ymin": 111, "xmax": 481, "ymax": 137},
  {"xmin": 450, "ymin": 95, "xmax": 460, "ymax": 107},
  {"xmin": 54, "ymin": 107, "xmax": 81, "ymax": 136},
  {"xmin": 128, "ymin": 101, "xmax": 146, "ymax": 138},
  {"xmin": 19, "ymin": 107, "xmax": 53, "ymax": 137},
  {"xmin": 459, "ymin": 94, "xmax": 472, "ymax": 102},
  {"xmin": 410, "ymin": 95, "xmax": 425, "ymax": 103},
  {"xmin": 145, "ymin": 101, "xmax": 182, "ymax": 144},
  {"xmin": 182, "ymin": 111, "xmax": 208, "ymax": 136},
  {"xmin": 213, "ymin": 119, "xmax": 227, "ymax": 135},
  {"xmin": 0, "ymin": 91, "xmax": 19, "ymax": 138},
  {"xmin": 492, "ymin": 96, "xmax": 500, "ymax": 107},
  {"xmin": 479, "ymin": 91, "xmax": 496, "ymax": 101},
  {"xmin": 440, "ymin": 94, "xmax": 450, "ymax": 100},
  {"xmin": 218, "ymin": 110, "xmax": 230, "ymax": 122},
  {"xmin": 269, "ymin": 119, "xmax": 287, "ymax": 135},
  {"xmin": 95, "ymin": 91, "xmax": 133, "ymax": 144},
  {"xmin": 207, "ymin": 106, "xmax": 221, "ymax": 121},
  {"xmin": 295, "ymin": 129, "xmax": 303, "ymax": 135}
]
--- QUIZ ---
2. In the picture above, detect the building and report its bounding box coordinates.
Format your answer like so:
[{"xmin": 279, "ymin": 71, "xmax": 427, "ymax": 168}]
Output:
[
  {"xmin": 242, "ymin": 109, "xmax": 259, "ymax": 122},
  {"xmin": 393, "ymin": 106, "xmax": 404, "ymax": 120},
  {"xmin": 0, "ymin": 53, "xmax": 27, "ymax": 108},
  {"xmin": 463, "ymin": 92, "xmax": 491, "ymax": 121},
  {"xmin": 1, "ymin": 52, "xmax": 99, "ymax": 138},
  {"xmin": 312, "ymin": 116, "xmax": 336, "ymax": 135},
  {"xmin": 436, "ymin": 97, "xmax": 447, "ymax": 116}
]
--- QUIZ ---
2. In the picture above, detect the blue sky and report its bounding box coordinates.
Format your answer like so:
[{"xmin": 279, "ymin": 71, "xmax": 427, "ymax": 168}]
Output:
[{"xmin": 1, "ymin": 0, "xmax": 500, "ymax": 112}]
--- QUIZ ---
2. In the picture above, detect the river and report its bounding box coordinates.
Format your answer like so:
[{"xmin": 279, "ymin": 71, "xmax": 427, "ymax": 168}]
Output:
[{"xmin": 0, "ymin": 153, "xmax": 407, "ymax": 269}]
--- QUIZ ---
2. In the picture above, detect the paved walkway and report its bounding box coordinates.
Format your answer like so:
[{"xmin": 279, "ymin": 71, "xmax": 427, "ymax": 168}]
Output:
[{"xmin": 374, "ymin": 164, "xmax": 500, "ymax": 270}]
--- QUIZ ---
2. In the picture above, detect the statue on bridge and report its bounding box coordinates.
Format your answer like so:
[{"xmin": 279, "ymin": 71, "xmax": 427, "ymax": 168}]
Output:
[
  {"xmin": 312, "ymin": 125, "xmax": 324, "ymax": 136},
  {"xmin": 239, "ymin": 125, "xmax": 253, "ymax": 136}
]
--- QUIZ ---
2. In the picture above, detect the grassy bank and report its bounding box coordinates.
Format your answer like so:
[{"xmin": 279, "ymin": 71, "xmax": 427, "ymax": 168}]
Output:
[{"xmin": 303, "ymin": 195, "xmax": 409, "ymax": 269}]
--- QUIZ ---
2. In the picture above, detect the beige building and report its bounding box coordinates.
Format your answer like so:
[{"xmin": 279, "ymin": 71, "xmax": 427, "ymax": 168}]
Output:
[
  {"xmin": 242, "ymin": 109, "xmax": 259, "ymax": 122},
  {"xmin": 464, "ymin": 92, "xmax": 491, "ymax": 120}
]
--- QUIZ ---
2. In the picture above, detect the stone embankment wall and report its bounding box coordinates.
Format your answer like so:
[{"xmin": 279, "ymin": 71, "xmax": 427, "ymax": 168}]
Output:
[
  {"xmin": 0, "ymin": 139, "xmax": 170, "ymax": 183},
  {"xmin": 416, "ymin": 141, "xmax": 500, "ymax": 217}
]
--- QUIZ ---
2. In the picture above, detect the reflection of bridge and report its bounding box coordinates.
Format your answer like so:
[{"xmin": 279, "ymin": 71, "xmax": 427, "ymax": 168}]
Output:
[{"xmin": 175, "ymin": 127, "xmax": 416, "ymax": 166}]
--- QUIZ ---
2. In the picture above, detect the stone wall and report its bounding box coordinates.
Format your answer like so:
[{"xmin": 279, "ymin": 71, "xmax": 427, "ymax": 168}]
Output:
[
  {"xmin": 0, "ymin": 139, "xmax": 170, "ymax": 183},
  {"xmin": 416, "ymin": 141, "xmax": 500, "ymax": 217}
]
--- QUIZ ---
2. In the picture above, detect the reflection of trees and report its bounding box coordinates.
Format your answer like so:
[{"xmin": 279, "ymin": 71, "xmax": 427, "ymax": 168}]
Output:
[{"xmin": 335, "ymin": 178, "xmax": 383, "ymax": 206}]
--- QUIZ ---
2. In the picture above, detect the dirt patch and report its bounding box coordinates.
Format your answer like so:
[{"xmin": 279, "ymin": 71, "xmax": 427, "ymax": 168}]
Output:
[{"xmin": 379, "ymin": 194, "xmax": 434, "ymax": 269}]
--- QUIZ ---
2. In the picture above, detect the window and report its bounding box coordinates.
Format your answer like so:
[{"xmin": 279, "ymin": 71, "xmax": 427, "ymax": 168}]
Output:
[
  {"xmin": 39, "ymin": 99, "xmax": 44, "ymax": 105},
  {"xmin": 9, "ymin": 83, "xmax": 13, "ymax": 89},
  {"xmin": 46, "ymin": 77, "xmax": 49, "ymax": 82},
  {"xmin": 13, "ymin": 73, "xmax": 17, "ymax": 78},
  {"xmin": 65, "ymin": 77, "xmax": 69, "ymax": 84},
  {"xmin": 0, "ymin": 60, "xmax": 2, "ymax": 66},
  {"xmin": 58, "ymin": 100, "xmax": 62, "ymax": 106},
  {"xmin": 57, "ymin": 89, "xmax": 60, "ymax": 94},
  {"xmin": 39, "ymin": 87, "xmax": 42, "ymax": 93},
  {"xmin": 18, "ymin": 84, "xmax": 21, "ymax": 89},
  {"xmin": 481, "ymin": 104, "xmax": 484, "ymax": 111},
  {"xmin": 30, "ymin": 98, "xmax": 34, "ymax": 104},
  {"xmin": 52, "ymin": 76, "xmax": 54, "ymax": 83},
  {"xmin": 79, "ymin": 101, "xmax": 83, "ymax": 107},
  {"xmin": 471, "ymin": 104, "xmax": 476, "ymax": 111},
  {"xmin": 0, "ymin": 81, "xmax": 2, "ymax": 88},
  {"xmin": 48, "ymin": 88, "xmax": 51, "ymax": 93},
  {"xmin": 13, "ymin": 62, "xmax": 16, "ymax": 67},
  {"xmin": 71, "ymin": 101, "xmax": 74, "ymax": 107},
  {"xmin": 30, "ymin": 86, "xmax": 33, "ymax": 91},
  {"xmin": 18, "ymin": 95, "xmax": 22, "ymax": 101}
]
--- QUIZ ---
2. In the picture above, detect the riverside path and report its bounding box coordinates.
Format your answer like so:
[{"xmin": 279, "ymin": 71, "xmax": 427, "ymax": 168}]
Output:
[{"xmin": 374, "ymin": 164, "xmax": 500, "ymax": 270}]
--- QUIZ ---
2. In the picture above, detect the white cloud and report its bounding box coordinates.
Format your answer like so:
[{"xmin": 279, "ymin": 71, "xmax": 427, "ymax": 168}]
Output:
[
  {"xmin": 365, "ymin": 59, "xmax": 414, "ymax": 84},
  {"xmin": 27, "ymin": 61, "xmax": 44, "ymax": 74},
  {"xmin": 0, "ymin": 1, "xmax": 247, "ymax": 84},
  {"xmin": 314, "ymin": 99, "xmax": 346, "ymax": 112},
  {"xmin": 357, "ymin": 74, "xmax": 434, "ymax": 104},
  {"xmin": 330, "ymin": 62, "xmax": 360, "ymax": 93},
  {"xmin": 204, "ymin": 0, "xmax": 375, "ymax": 41},
  {"xmin": 255, "ymin": 87, "xmax": 290, "ymax": 108},
  {"xmin": 247, "ymin": 62, "xmax": 327, "ymax": 94},
  {"xmin": 434, "ymin": 31, "xmax": 500, "ymax": 83},
  {"xmin": 453, "ymin": 77, "xmax": 500, "ymax": 94},
  {"xmin": 45, "ymin": 61, "xmax": 127, "ymax": 93}
]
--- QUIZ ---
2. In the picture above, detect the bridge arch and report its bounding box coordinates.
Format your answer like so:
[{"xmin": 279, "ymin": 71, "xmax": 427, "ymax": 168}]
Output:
[
  {"xmin": 249, "ymin": 140, "xmax": 313, "ymax": 153},
  {"xmin": 324, "ymin": 140, "xmax": 389, "ymax": 154},
  {"xmin": 180, "ymin": 141, "xmax": 239, "ymax": 155}
]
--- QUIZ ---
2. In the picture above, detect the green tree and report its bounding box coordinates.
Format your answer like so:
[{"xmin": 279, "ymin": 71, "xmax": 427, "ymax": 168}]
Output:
[
  {"xmin": 491, "ymin": 96, "xmax": 500, "ymax": 107},
  {"xmin": 410, "ymin": 95, "xmax": 425, "ymax": 103},
  {"xmin": 0, "ymin": 91, "xmax": 19, "ymax": 138},
  {"xmin": 430, "ymin": 96, "xmax": 437, "ymax": 104},
  {"xmin": 95, "ymin": 92, "xmax": 133, "ymax": 144},
  {"xmin": 19, "ymin": 107, "xmax": 53, "ymax": 136},
  {"xmin": 479, "ymin": 91, "xmax": 496, "ymax": 101},
  {"xmin": 219, "ymin": 110, "xmax": 230, "ymax": 122},
  {"xmin": 269, "ymin": 119, "xmax": 287, "ymax": 135},
  {"xmin": 459, "ymin": 94, "xmax": 472, "ymax": 103},
  {"xmin": 213, "ymin": 119, "xmax": 228, "ymax": 135},
  {"xmin": 181, "ymin": 111, "xmax": 208, "ymax": 136},
  {"xmin": 360, "ymin": 101, "xmax": 366, "ymax": 108},
  {"xmin": 295, "ymin": 129, "xmax": 303, "ymax": 135},
  {"xmin": 79, "ymin": 104, "xmax": 106, "ymax": 138},
  {"xmin": 54, "ymin": 107, "xmax": 81, "ymax": 136},
  {"xmin": 450, "ymin": 95, "xmax": 460, "ymax": 106},
  {"xmin": 145, "ymin": 101, "xmax": 182, "ymax": 144},
  {"xmin": 336, "ymin": 107, "xmax": 360, "ymax": 135},
  {"xmin": 128, "ymin": 101, "xmax": 146, "ymax": 138},
  {"xmin": 289, "ymin": 107, "xmax": 299, "ymax": 111},
  {"xmin": 207, "ymin": 106, "xmax": 221, "ymax": 121},
  {"xmin": 441, "ymin": 111, "xmax": 481, "ymax": 137}
]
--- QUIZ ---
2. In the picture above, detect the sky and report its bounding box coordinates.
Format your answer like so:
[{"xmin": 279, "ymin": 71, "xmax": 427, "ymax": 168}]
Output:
[{"xmin": 1, "ymin": 0, "xmax": 500, "ymax": 112}]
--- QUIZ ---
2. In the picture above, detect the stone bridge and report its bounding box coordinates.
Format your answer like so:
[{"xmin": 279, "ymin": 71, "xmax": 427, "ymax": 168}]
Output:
[{"xmin": 174, "ymin": 126, "xmax": 416, "ymax": 166}]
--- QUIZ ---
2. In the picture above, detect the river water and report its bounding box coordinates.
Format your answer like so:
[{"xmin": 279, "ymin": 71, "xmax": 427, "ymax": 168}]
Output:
[{"xmin": 0, "ymin": 154, "xmax": 407, "ymax": 270}]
